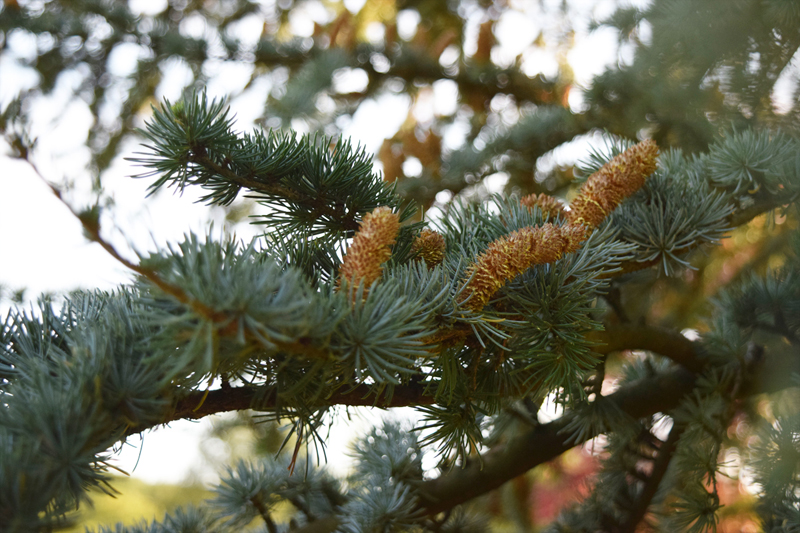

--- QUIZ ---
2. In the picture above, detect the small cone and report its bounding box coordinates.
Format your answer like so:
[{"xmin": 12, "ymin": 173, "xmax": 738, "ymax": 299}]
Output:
[
  {"xmin": 520, "ymin": 193, "xmax": 566, "ymax": 218},
  {"xmin": 412, "ymin": 229, "xmax": 446, "ymax": 267}
]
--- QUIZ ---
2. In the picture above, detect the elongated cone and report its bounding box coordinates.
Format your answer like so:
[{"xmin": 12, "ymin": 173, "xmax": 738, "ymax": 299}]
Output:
[
  {"xmin": 338, "ymin": 206, "xmax": 400, "ymax": 298},
  {"xmin": 567, "ymin": 139, "xmax": 658, "ymax": 228},
  {"xmin": 459, "ymin": 223, "xmax": 589, "ymax": 311}
]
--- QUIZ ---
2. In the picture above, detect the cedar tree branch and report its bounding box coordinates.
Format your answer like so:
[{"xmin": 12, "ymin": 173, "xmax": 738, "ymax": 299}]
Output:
[{"xmin": 588, "ymin": 324, "xmax": 704, "ymax": 373}]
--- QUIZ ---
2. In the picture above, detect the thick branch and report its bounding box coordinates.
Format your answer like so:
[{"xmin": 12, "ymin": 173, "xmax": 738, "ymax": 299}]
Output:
[
  {"xmin": 616, "ymin": 423, "xmax": 685, "ymax": 533},
  {"xmin": 127, "ymin": 324, "xmax": 699, "ymax": 436},
  {"xmin": 126, "ymin": 382, "xmax": 435, "ymax": 437},
  {"xmin": 417, "ymin": 341, "xmax": 797, "ymax": 516},
  {"xmin": 415, "ymin": 365, "xmax": 700, "ymax": 515},
  {"xmin": 124, "ymin": 325, "xmax": 701, "ymax": 437},
  {"xmin": 588, "ymin": 324, "xmax": 704, "ymax": 373},
  {"xmin": 728, "ymin": 193, "xmax": 797, "ymax": 228}
]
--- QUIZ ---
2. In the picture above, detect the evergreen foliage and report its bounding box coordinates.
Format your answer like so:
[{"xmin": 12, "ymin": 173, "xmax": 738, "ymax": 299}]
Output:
[{"xmin": 2, "ymin": 0, "xmax": 800, "ymax": 531}]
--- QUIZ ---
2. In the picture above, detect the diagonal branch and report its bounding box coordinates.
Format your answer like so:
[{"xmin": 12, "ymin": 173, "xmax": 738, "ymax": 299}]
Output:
[
  {"xmin": 728, "ymin": 192, "xmax": 799, "ymax": 228},
  {"xmin": 417, "ymin": 341, "xmax": 794, "ymax": 517},
  {"xmin": 415, "ymin": 365, "xmax": 700, "ymax": 515},
  {"xmin": 251, "ymin": 494, "xmax": 279, "ymax": 533},
  {"xmin": 233, "ymin": 367, "xmax": 702, "ymax": 533},
  {"xmin": 588, "ymin": 324, "xmax": 704, "ymax": 373},
  {"xmin": 21, "ymin": 156, "xmax": 218, "ymax": 321},
  {"xmin": 616, "ymin": 423, "xmax": 685, "ymax": 533}
]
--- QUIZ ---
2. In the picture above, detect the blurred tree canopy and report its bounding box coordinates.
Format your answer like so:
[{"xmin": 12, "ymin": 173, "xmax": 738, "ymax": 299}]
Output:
[{"xmin": 5, "ymin": 0, "xmax": 798, "ymax": 204}]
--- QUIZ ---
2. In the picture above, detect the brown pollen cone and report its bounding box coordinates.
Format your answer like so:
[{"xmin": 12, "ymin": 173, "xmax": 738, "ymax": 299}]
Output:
[
  {"xmin": 460, "ymin": 223, "xmax": 588, "ymax": 311},
  {"xmin": 520, "ymin": 193, "xmax": 566, "ymax": 218},
  {"xmin": 567, "ymin": 139, "xmax": 658, "ymax": 229},
  {"xmin": 412, "ymin": 229, "xmax": 446, "ymax": 267},
  {"xmin": 338, "ymin": 206, "xmax": 400, "ymax": 296},
  {"xmin": 560, "ymin": 223, "xmax": 591, "ymax": 253}
]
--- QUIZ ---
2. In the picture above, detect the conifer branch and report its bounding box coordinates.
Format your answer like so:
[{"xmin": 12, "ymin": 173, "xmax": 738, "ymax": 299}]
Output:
[
  {"xmin": 126, "ymin": 341, "xmax": 786, "ymax": 519},
  {"xmin": 616, "ymin": 423, "xmax": 686, "ymax": 533},
  {"xmin": 7, "ymin": 3, "xmax": 800, "ymax": 531},
  {"xmin": 225, "ymin": 368, "xmax": 700, "ymax": 533},
  {"xmin": 188, "ymin": 153, "xmax": 360, "ymax": 232},
  {"xmin": 249, "ymin": 344, "xmax": 787, "ymax": 528},
  {"xmin": 22, "ymin": 155, "xmax": 340, "ymax": 360},
  {"xmin": 188, "ymin": 153, "xmax": 303, "ymax": 201},
  {"xmin": 587, "ymin": 325, "xmax": 704, "ymax": 373},
  {"xmin": 126, "ymin": 382, "xmax": 435, "ymax": 436},
  {"xmin": 728, "ymin": 192, "xmax": 799, "ymax": 228},
  {"xmin": 416, "ymin": 341, "xmax": 791, "ymax": 516},
  {"xmin": 386, "ymin": 53, "xmax": 560, "ymax": 107},
  {"xmin": 415, "ymin": 365, "xmax": 702, "ymax": 515},
  {"xmin": 608, "ymin": 184, "xmax": 794, "ymax": 279},
  {"xmin": 21, "ymin": 156, "xmax": 218, "ymax": 321},
  {"xmin": 22, "ymin": 154, "xmax": 344, "ymax": 370},
  {"xmin": 254, "ymin": 41, "xmax": 562, "ymax": 109},
  {"xmin": 124, "ymin": 325, "xmax": 702, "ymax": 436}
]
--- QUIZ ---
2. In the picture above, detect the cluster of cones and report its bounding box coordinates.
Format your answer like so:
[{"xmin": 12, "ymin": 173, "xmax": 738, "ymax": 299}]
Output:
[{"xmin": 337, "ymin": 140, "xmax": 658, "ymax": 310}]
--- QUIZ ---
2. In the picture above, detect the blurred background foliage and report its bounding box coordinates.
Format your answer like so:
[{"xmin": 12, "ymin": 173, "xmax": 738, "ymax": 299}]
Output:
[{"xmin": 62, "ymin": 478, "xmax": 212, "ymax": 533}]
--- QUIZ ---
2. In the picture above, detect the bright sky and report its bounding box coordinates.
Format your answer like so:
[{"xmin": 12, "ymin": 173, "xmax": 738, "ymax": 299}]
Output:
[{"xmin": 0, "ymin": 0, "xmax": 640, "ymax": 486}]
